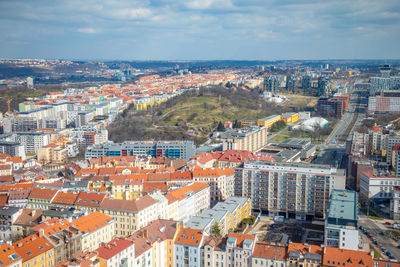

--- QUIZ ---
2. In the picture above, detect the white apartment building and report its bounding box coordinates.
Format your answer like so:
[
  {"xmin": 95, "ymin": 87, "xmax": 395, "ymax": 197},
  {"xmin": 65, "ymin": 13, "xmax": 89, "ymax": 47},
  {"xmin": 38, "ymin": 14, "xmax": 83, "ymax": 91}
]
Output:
[
  {"xmin": 15, "ymin": 132, "xmax": 50, "ymax": 153},
  {"xmin": 174, "ymin": 228, "xmax": 205, "ymax": 267},
  {"xmin": 235, "ymin": 161, "xmax": 346, "ymax": 219}
]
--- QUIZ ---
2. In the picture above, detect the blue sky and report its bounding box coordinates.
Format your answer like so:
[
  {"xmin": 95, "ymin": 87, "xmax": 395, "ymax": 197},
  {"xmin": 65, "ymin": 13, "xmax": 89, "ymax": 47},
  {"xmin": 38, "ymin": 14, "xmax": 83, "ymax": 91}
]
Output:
[{"xmin": 0, "ymin": 0, "xmax": 399, "ymax": 60}]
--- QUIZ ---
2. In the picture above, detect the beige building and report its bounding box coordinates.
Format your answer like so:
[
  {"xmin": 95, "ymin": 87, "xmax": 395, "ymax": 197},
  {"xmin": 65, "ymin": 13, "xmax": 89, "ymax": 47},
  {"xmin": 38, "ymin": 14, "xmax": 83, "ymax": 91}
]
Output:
[
  {"xmin": 222, "ymin": 126, "xmax": 267, "ymax": 152},
  {"xmin": 71, "ymin": 211, "xmax": 115, "ymax": 251},
  {"xmin": 100, "ymin": 195, "xmax": 162, "ymax": 236},
  {"xmin": 37, "ymin": 144, "xmax": 68, "ymax": 164},
  {"xmin": 192, "ymin": 167, "xmax": 235, "ymax": 204}
]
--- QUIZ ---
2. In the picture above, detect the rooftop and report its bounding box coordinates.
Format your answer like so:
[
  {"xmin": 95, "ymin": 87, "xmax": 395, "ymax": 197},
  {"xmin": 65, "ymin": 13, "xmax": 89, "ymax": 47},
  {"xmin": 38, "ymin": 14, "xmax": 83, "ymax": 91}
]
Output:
[{"xmin": 327, "ymin": 190, "xmax": 358, "ymax": 228}]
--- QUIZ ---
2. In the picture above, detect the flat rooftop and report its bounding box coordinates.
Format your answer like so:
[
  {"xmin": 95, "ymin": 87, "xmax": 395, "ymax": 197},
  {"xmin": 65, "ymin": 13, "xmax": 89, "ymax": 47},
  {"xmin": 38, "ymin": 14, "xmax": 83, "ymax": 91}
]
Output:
[{"xmin": 327, "ymin": 190, "xmax": 358, "ymax": 223}]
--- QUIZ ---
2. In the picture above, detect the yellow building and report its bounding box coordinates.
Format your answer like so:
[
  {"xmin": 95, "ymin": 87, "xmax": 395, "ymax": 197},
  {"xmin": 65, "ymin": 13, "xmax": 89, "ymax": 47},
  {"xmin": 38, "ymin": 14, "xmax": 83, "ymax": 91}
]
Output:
[
  {"xmin": 13, "ymin": 233, "xmax": 55, "ymax": 267},
  {"xmin": 240, "ymin": 119, "xmax": 258, "ymax": 128},
  {"xmin": 222, "ymin": 126, "xmax": 267, "ymax": 152},
  {"xmin": 111, "ymin": 179, "xmax": 143, "ymax": 200},
  {"xmin": 281, "ymin": 112, "xmax": 299, "ymax": 123},
  {"xmin": 257, "ymin": 115, "xmax": 281, "ymax": 129}
]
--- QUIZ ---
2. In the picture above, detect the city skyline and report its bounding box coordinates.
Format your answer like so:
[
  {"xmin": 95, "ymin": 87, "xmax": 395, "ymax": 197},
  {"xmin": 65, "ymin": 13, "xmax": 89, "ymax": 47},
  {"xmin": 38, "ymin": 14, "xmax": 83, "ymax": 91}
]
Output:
[{"xmin": 0, "ymin": 0, "xmax": 399, "ymax": 60}]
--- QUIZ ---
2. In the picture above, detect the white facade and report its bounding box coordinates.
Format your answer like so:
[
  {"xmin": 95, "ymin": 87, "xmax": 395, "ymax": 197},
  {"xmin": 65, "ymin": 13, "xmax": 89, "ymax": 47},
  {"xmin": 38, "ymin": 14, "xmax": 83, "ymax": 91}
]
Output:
[
  {"xmin": 175, "ymin": 242, "xmax": 204, "ymax": 267},
  {"xmin": 359, "ymin": 172, "xmax": 400, "ymax": 199}
]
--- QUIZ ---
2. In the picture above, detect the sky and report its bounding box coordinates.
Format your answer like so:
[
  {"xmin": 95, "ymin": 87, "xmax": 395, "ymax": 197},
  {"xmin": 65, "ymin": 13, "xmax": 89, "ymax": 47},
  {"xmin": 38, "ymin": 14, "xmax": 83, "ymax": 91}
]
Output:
[{"xmin": 0, "ymin": 0, "xmax": 399, "ymax": 60}]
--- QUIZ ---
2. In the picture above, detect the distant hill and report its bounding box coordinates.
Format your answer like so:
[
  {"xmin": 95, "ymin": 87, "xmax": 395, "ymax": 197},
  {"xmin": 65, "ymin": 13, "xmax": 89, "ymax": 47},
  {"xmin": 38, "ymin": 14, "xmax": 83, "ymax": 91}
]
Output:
[{"xmin": 108, "ymin": 86, "xmax": 316, "ymax": 145}]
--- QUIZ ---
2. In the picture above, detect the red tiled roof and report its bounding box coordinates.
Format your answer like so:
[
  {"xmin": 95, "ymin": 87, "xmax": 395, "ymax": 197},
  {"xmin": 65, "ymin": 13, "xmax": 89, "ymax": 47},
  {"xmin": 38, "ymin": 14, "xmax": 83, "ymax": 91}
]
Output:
[
  {"xmin": 0, "ymin": 243, "xmax": 22, "ymax": 266},
  {"xmin": 74, "ymin": 192, "xmax": 107, "ymax": 207},
  {"xmin": 52, "ymin": 191, "xmax": 78, "ymax": 205},
  {"xmin": 100, "ymin": 195, "xmax": 156, "ymax": 212},
  {"xmin": 96, "ymin": 238, "xmax": 133, "ymax": 260},
  {"xmin": 253, "ymin": 242, "xmax": 286, "ymax": 260}
]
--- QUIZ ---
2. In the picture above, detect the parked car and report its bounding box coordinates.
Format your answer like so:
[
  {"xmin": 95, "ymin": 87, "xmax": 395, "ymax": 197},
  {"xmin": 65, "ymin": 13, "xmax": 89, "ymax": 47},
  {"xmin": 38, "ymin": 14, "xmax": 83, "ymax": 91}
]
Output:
[
  {"xmin": 380, "ymin": 245, "xmax": 386, "ymax": 250},
  {"xmin": 368, "ymin": 234, "xmax": 374, "ymax": 239},
  {"xmin": 389, "ymin": 256, "xmax": 396, "ymax": 260},
  {"xmin": 385, "ymin": 222, "xmax": 392, "ymax": 225},
  {"xmin": 386, "ymin": 251, "xmax": 393, "ymax": 257},
  {"xmin": 393, "ymin": 223, "xmax": 400, "ymax": 229},
  {"xmin": 379, "ymin": 231, "xmax": 387, "ymax": 236}
]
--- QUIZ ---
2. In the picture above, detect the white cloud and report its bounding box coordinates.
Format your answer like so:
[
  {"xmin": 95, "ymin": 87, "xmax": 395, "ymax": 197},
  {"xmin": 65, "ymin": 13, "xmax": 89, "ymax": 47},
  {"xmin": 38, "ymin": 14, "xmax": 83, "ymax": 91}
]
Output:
[
  {"xmin": 76, "ymin": 27, "xmax": 99, "ymax": 34},
  {"xmin": 185, "ymin": 0, "xmax": 233, "ymax": 10},
  {"xmin": 107, "ymin": 7, "xmax": 152, "ymax": 19}
]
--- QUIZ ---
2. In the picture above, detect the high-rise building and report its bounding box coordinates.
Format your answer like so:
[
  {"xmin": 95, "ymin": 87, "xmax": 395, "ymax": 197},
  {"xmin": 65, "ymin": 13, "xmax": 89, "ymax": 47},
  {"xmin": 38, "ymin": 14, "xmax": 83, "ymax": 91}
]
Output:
[
  {"xmin": 263, "ymin": 76, "xmax": 279, "ymax": 93},
  {"xmin": 234, "ymin": 160, "xmax": 346, "ymax": 219},
  {"xmin": 325, "ymin": 190, "xmax": 359, "ymax": 251},
  {"xmin": 286, "ymin": 75, "xmax": 296, "ymax": 92},
  {"xmin": 318, "ymin": 76, "xmax": 330, "ymax": 96},
  {"xmin": 302, "ymin": 75, "xmax": 312, "ymax": 91},
  {"xmin": 26, "ymin": 77, "xmax": 34, "ymax": 89}
]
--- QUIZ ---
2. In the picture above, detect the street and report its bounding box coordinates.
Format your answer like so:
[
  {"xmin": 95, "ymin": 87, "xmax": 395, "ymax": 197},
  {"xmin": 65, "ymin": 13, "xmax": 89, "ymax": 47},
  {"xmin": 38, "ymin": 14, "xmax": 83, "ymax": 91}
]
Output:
[{"xmin": 359, "ymin": 214, "xmax": 400, "ymax": 259}]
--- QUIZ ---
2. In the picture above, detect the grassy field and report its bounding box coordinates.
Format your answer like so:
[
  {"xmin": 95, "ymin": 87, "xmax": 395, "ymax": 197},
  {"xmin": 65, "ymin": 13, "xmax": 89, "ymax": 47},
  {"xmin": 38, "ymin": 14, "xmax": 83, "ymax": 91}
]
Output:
[{"xmin": 283, "ymin": 94, "xmax": 318, "ymax": 108}]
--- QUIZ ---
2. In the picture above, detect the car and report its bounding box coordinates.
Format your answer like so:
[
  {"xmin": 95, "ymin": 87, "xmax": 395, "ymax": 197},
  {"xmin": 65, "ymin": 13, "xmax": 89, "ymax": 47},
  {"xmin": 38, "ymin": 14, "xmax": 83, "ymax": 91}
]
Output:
[
  {"xmin": 397, "ymin": 245, "xmax": 400, "ymax": 249},
  {"xmin": 386, "ymin": 251, "xmax": 393, "ymax": 257},
  {"xmin": 380, "ymin": 246, "xmax": 386, "ymax": 250},
  {"xmin": 368, "ymin": 234, "xmax": 374, "ymax": 239},
  {"xmin": 389, "ymin": 256, "xmax": 396, "ymax": 260},
  {"xmin": 379, "ymin": 231, "xmax": 387, "ymax": 236},
  {"xmin": 385, "ymin": 222, "xmax": 392, "ymax": 225}
]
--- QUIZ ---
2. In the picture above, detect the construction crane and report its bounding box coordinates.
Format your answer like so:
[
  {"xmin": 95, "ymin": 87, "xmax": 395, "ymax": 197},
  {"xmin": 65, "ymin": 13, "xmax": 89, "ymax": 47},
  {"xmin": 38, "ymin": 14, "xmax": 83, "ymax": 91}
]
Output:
[{"xmin": 7, "ymin": 99, "xmax": 12, "ymax": 114}]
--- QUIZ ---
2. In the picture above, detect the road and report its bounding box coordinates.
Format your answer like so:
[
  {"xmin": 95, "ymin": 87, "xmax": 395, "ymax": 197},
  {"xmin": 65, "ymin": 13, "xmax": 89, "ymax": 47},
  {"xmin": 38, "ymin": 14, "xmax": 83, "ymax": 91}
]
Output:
[
  {"xmin": 359, "ymin": 214, "xmax": 400, "ymax": 259},
  {"xmin": 324, "ymin": 92, "xmax": 358, "ymax": 146}
]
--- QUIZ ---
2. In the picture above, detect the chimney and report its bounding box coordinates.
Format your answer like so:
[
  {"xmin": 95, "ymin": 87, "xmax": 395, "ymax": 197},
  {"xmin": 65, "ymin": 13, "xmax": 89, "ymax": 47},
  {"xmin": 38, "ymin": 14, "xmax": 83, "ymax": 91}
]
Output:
[
  {"xmin": 39, "ymin": 229, "xmax": 44, "ymax": 238},
  {"xmin": 143, "ymin": 229, "xmax": 148, "ymax": 238}
]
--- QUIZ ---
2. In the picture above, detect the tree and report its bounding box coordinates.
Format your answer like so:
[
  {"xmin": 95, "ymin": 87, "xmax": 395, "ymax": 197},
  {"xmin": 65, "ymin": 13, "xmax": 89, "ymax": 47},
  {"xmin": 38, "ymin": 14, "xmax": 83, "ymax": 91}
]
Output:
[
  {"xmin": 210, "ymin": 222, "xmax": 223, "ymax": 238},
  {"xmin": 233, "ymin": 120, "xmax": 240, "ymax": 128},
  {"xmin": 217, "ymin": 121, "xmax": 225, "ymax": 132}
]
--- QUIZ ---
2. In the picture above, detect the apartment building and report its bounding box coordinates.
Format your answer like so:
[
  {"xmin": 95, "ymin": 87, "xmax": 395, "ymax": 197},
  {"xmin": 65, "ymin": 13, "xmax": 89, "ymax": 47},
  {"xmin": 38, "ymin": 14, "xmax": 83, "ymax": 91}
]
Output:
[
  {"xmin": 30, "ymin": 219, "xmax": 82, "ymax": 266},
  {"xmin": 359, "ymin": 172, "xmax": 400, "ymax": 219},
  {"xmin": 72, "ymin": 211, "xmax": 115, "ymax": 252},
  {"xmin": 174, "ymin": 228, "xmax": 206, "ymax": 267},
  {"xmin": 221, "ymin": 126, "xmax": 267, "ymax": 152},
  {"xmin": 100, "ymin": 195, "xmax": 161, "ymax": 236},
  {"xmin": 130, "ymin": 219, "xmax": 181, "ymax": 267},
  {"xmin": 201, "ymin": 236, "xmax": 227, "ymax": 267},
  {"xmin": 0, "ymin": 163, "xmax": 12, "ymax": 176},
  {"xmin": 0, "ymin": 243, "xmax": 22, "ymax": 267},
  {"xmin": 85, "ymin": 140, "xmax": 196, "ymax": 160},
  {"xmin": 192, "ymin": 167, "xmax": 234, "ymax": 204},
  {"xmin": 167, "ymin": 183, "xmax": 210, "ymax": 223},
  {"xmin": 286, "ymin": 243, "xmax": 323, "ymax": 267},
  {"xmin": 0, "ymin": 206, "xmax": 21, "ymax": 241},
  {"xmin": 225, "ymin": 233, "xmax": 256, "ymax": 267},
  {"xmin": 281, "ymin": 112, "xmax": 299, "ymax": 123},
  {"xmin": 325, "ymin": 190, "xmax": 360, "ymax": 251},
  {"xmin": 235, "ymin": 161, "xmax": 346, "ymax": 219},
  {"xmin": 186, "ymin": 197, "xmax": 251, "ymax": 236},
  {"xmin": 111, "ymin": 179, "xmax": 143, "ymax": 200},
  {"xmin": 28, "ymin": 188, "xmax": 58, "ymax": 210},
  {"xmin": 15, "ymin": 132, "xmax": 50, "ymax": 153},
  {"xmin": 0, "ymin": 141, "xmax": 25, "ymax": 159},
  {"xmin": 13, "ymin": 233, "xmax": 55, "ymax": 267},
  {"xmin": 322, "ymin": 247, "xmax": 373, "ymax": 267},
  {"xmin": 96, "ymin": 238, "xmax": 135, "ymax": 267},
  {"xmin": 251, "ymin": 242, "xmax": 286, "ymax": 267}
]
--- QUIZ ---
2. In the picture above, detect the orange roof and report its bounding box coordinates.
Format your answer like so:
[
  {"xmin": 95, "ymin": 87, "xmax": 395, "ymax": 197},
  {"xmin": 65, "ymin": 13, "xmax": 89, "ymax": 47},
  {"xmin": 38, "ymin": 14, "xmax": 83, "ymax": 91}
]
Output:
[
  {"xmin": 371, "ymin": 125, "xmax": 382, "ymax": 132},
  {"xmin": 13, "ymin": 233, "xmax": 54, "ymax": 262},
  {"xmin": 253, "ymin": 242, "xmax": 286, "ymax": 260},
  {"xmin": 168, "ymin": 182, "xmax": 209, "ymax": 201},
  {"xmin": 175, "ymin": 228, "xmax": 204, "ymax": 246},
  {"xmin": 29, "ymin": 187, "xmax": 58, "ymax": 200},
  {"xmin": 72, "ymin": 211, "xmax": 113, "ymax": 235},
  {"xmin": 143, "ymin": 182, "xmax": 168, "ymax": 193},
  {"xmin": 227, "ymin": 233, "xmax": 256, "ymax": 248},
  {"xmin": 322, "ymin": 247, "xmax": 373, "ymax": 267},
  {"xmin": 287, "ymin": 242, "xmax": 323, "ymax": 255},
  {"xmin": 52, "ymin": 191, "xmax": 78, "ymax": 205},
  {"xmin": 31, "ymin": 218, "xmax": 70, "ymax": 237},
  {"xmin": 374, "ymin": 259, "xmax": 400, "ymax": 267},
  {"xmin": 0, "ymin": 243, "xmax": 22, "ymax": 265},
  {"xmin": 74, "ymin": 192, "xmax": 107, "ymax": 207}
]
